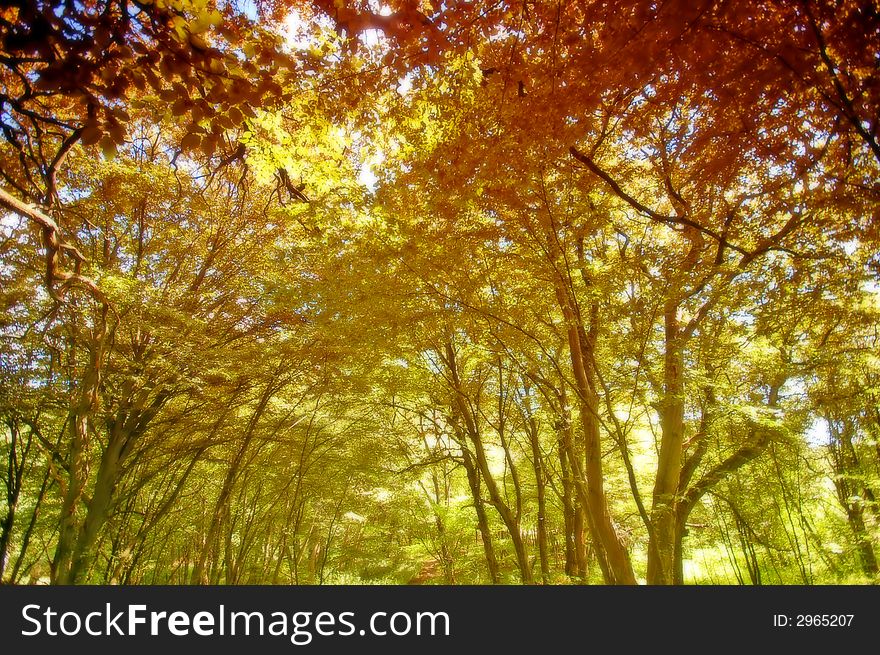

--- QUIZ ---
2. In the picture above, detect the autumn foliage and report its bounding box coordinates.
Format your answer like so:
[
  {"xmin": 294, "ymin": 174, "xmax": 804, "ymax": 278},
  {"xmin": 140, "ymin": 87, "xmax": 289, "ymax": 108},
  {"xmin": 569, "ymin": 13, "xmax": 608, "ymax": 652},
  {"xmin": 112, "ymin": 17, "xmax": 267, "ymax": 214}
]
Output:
[{"xmin": 0, "ymin": 1, "xmax": 878, "ymax": 585}]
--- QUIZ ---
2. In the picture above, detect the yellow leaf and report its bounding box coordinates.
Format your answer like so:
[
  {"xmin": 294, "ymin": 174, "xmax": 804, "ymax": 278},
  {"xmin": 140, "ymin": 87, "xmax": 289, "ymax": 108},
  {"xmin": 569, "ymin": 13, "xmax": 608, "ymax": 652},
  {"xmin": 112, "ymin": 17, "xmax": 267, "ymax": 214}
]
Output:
[{"xmin": 99, "ymin": 136, "xmax": 117, "ymax": 159}]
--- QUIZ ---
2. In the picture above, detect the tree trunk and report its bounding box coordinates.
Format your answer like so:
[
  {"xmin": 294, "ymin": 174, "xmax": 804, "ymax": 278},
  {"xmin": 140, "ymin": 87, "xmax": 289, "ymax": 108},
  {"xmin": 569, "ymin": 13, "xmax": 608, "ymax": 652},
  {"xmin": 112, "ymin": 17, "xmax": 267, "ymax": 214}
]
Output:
[
  {"xmin": 66, "ymin": 433, "xmax": 123, "ymax": 583},
  {"xmin": 830, "ymin": 416, "xmax": 880, "ymax": 578},
  {"xmin": 64, "ymin": 387, "xmax": 170, "ymax": 584},
  {"xmin": 647, "ymin": 302, "xmax": 685, "ymax": 585},
  {"xmin": 444, "ymin": 342, "xmax": 533, "ymax": 583},
  {"xmin": 537, "ymin": 191, "xmax": 635, "ymax": 584},
  {"xmin": 552, "ymin": 399, "xmax": 587, "ymax": 580},
  {"xmin": 461, "ymin": 449, "xmax": 500, "ymax": 583},
  {"xmin": 522, "ymin": 387, "xmax": 550, "ymax": 583},
  {"xmin": 52, "ymin": 318, "xmax": 108, "ymax": 585},
  {"xmin": 191, "ymin": 379, "xmax": 277, "ymax": 584},
  {"xmin": 430, "ymin": 468, "xmax": 457, "ymax": 584},
  {"xmin": 8, "ymin": 464, "xmax": 51, "ymax": 583},
  {"xmin": 0, "ymin": 417, "xmax": 31, "ymax": 580},
  {"xmin": 673, "ymin": 510, "xmax": 687, "ymax": 585},
  {"xmin": 846, "ymin": 504, "xmax": 879, "ymax": 577},
  {"xmin": 552, "ymin": 283, "xmax": 636, "ymax": 585},
  {"xmin": 558, "ymin": 430, "xmax": 577, "ymax": 577},
  {"xmin": 574, "ymin": 504, "xmax": 589, "ymax": 579}
]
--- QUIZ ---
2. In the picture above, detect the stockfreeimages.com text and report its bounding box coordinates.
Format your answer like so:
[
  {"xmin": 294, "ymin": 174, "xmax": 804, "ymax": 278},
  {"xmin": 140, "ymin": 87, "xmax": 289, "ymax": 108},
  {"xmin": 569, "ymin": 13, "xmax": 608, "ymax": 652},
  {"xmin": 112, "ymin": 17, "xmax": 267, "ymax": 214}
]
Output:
[{"xmin": 22, "ymin": 603, "xmax": 450, "ymax": 645}]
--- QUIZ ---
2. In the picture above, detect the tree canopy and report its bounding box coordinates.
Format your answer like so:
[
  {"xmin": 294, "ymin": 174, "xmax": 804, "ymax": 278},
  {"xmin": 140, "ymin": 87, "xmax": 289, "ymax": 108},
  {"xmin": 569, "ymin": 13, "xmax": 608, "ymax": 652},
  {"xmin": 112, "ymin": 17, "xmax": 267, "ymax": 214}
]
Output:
[{"xmin": 1, "ymin": 0, "xmax": 878, "ymax": 585}]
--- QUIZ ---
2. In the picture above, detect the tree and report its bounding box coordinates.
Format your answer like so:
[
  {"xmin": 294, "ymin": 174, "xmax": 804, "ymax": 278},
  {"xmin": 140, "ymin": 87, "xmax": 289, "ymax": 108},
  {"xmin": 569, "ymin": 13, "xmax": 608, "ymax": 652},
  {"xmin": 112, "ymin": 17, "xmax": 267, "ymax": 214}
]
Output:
[{"xmin": 1, "ymin": 0, "xmax": 877, "ymax": 586}]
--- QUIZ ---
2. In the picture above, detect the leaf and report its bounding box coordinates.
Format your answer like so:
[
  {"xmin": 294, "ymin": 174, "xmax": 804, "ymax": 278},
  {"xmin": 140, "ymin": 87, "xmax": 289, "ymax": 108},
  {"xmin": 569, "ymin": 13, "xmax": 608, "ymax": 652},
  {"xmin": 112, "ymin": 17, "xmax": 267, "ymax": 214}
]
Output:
[
  {"xmin": 107, "ymin": 121, "xmax": 126, "ymax": 144},
  {"xmin": 181, "ymin": 132, "xmax": 201, "ymax": 151},
  {"xmin": 99, "ymin": 135, "xmax": 117, "ymax": 159},
  {"xmin": 200, "ymin": 135, "xmax": 217, "ymax": 157},
  {"xmin": 81, "ymin": 125, "xmax": 103, "ymax": 146},
  {"xmin": 171, "ymin": 98, "xmax": 190, "ymax": 116},
  {"xmin": 227, "ymin": 106, "xmax": 245, "ymax": 126}
]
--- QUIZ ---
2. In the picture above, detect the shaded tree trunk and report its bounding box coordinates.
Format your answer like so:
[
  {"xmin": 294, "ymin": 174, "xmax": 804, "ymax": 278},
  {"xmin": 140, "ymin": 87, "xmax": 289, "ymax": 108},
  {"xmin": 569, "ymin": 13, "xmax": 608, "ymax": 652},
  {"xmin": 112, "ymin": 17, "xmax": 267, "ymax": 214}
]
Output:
[
  {"xmin": 671, "ymin": 417, "xmax": 778, "ymax": 583},
  {"xmin": 429, "ymin": 467, "xmax": 457, "ymax": 584},
  {"xmin": 53, "ymin": 314, "xmax": 109, "ymax": 584},
  {"xmin": 827, "ymin": 414, "xmax": 879, "ymax": 578},
  {"xmin": 191, "ymin": 378, "xmax": 278, "ymax": 584},
  {"xmin": 64, "ymin": 388, "xmax": 169, "ymax": 583},
  {"xmin": 522, "ymin": 382, "xmax": 550, "ymax": 583},
  {"xmin": 9, "ymin": 465, "xmax": 52, "ymax": 583},
  {"xmin": 461, "ymin": 449, "xmax": 500, "ymax": 583},
  {"xmin": 443, "ymin": 341, "xmax": 533, "ymax": 583},
  {"xmin": 0, "ymin": 417, "xmax": 32, "ymax": 580}
]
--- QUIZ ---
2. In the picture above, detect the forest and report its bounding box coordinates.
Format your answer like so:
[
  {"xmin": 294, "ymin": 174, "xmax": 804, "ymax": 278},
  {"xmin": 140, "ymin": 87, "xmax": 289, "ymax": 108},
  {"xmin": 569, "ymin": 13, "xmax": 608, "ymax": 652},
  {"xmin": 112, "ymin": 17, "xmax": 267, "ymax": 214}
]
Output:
[{"xmin": 0, "ymin": 0, "xmax": 878, "ymax": 585}]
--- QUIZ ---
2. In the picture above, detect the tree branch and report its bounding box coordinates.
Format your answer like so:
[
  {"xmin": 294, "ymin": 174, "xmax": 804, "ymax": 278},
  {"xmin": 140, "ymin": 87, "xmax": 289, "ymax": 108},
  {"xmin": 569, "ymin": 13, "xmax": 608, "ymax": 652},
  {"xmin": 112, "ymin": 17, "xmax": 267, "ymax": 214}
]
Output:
[
  {"xmin": 569, "ymin": 145, "xmax": 751, "ymax": 256},
  {"xmin": 0, "ymin": 185, "xmax": 107, "ymax": 304},
  {"xmin": 680, "ymin": 426, "xmax": 774, "ymax": 514}
]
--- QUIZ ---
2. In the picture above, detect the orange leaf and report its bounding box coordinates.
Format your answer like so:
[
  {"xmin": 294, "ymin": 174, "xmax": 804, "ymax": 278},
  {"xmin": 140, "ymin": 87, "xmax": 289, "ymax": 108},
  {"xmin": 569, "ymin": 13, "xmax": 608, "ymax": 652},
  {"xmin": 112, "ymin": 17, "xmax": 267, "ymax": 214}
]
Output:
[
  {"xmin": 81, "ymin": 125, "xmax": 103, "ymax": 146},
  {"xmin": 181, "ymin": 132, "xmax": 201, "ymax": 150}
]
